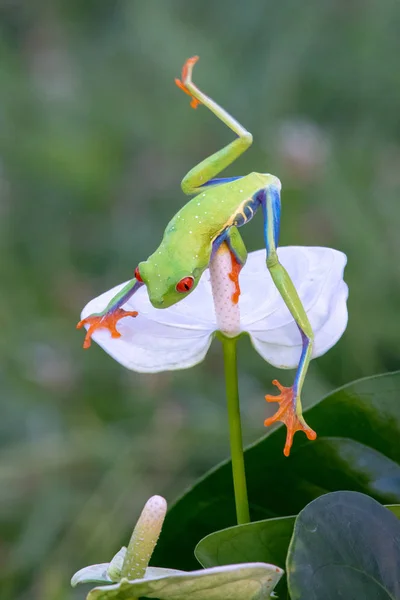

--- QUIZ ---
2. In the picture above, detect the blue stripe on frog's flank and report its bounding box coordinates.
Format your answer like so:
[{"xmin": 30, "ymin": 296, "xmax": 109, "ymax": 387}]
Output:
[
  {"xmin": 261, "ymin": 185, "xmax": 281, "ymax": 254},
  {"xmin": 201, "ymin": 176, "xmax": 244, "ymax": 187},
  {"xmin": 270, "ymin": 185, "xmax": 281, "ymax": 248}
]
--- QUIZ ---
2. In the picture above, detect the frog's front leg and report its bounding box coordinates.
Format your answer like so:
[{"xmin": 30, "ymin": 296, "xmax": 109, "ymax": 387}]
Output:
[
  {"xmin": 261, "ymin": 184, "xmax": 317, "ymax": 456},
  {"xmin": 77, "ymin": 277, "xmax": 143, "ymax": 348}
]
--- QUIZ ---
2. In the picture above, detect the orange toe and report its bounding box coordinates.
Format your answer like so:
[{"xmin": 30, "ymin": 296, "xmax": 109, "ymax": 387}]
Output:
[
  {"xmin": 175, "ymin": 56, "xmax": 201, "ymax": 109},
  {"xmin": 181, "ymin": 55, "xmax": 199, "ymax": 81},
  {"xmin": 77, "ymin": 308, "xmax": 138, "ymax": 349},
  {"xmin": 264, "ymin": 380, "xmax": 316, "ymax": 457},
  {"xmin": 175, "ymin": 78, "xmax": 200, "ymax": 109}
]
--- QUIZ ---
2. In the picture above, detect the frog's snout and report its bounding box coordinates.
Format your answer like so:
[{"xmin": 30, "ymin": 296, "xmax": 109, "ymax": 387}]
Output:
[{"xmin": 150, "ymin": 295, "xmax": 165, "ymax": 309}]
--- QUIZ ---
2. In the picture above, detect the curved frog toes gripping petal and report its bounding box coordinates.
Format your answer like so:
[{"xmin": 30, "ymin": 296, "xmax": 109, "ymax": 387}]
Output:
[
  {"xmin": 80, "ymin": 275, "xmax": 217, "ymax": 373},
  {"xmin": 241, "ymin": 247, "xmax": 348, "ymax": 368}
]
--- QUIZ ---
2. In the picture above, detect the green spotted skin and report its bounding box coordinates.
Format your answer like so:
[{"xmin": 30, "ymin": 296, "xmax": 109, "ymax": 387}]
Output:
[{"xmin": 140, "ymin": 173, "xmax": 279, "ymax": 308}]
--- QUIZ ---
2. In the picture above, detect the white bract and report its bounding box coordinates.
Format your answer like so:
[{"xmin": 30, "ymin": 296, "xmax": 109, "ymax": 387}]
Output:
[
  {"xmin": 72, "ymin": 548, "xmax": 283, "ymax": 600},
  {"xmin": 71, "ymin": 495, "xmax": 284, "ymax": 600},
  {"xmin": 81, "ymin": 246, "xmax": 348, "ymax": 373}
]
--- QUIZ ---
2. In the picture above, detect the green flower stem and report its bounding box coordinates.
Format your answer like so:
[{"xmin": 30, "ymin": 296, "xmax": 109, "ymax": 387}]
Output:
[{"xmin": 221, "ymin": 335, "xmax": 250, "ymax": 525}]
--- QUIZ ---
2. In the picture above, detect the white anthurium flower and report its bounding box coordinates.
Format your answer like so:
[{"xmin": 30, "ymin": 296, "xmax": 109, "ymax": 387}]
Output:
[
  {"xmin": 71, "ymin": 553, "xmax": 283, "ymax": 600},
  {"xmin": 71, "ymin": 495, "xmax": 284, "ymax": 600},
  {"xmin": 80, "ymin": 246, "xmax": 348, "ymax": 373}
]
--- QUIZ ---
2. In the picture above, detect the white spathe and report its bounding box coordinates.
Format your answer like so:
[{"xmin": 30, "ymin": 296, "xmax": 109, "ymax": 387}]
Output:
[{"xmin": 81, "ymin": 247, "xmax": 348, "ymax": 373}]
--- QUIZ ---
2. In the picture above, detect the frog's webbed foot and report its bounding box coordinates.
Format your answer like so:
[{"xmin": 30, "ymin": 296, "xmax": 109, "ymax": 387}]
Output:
[
  {"xmin": 175, "ymin": 56, "xmax": 201, "ymax": 109},
  {"xmin": 264, "ymin": 380, "xmax": 317, "ymax": 457},
  {"xmin": 77, "ymin": 308, "xmax": 138, "ymax": 349}
]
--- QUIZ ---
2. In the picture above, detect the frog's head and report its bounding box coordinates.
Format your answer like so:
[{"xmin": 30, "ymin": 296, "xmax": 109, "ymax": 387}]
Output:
[{"xmin": 134, "ymin": 254, "xmax": 203, "ymax": 309}]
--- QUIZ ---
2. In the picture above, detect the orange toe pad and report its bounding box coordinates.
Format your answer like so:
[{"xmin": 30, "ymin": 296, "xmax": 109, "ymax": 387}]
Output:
[
  {"xmin": 77, "ymin": 308, "xmax": 138, "ymax": 349},
  {"xmin": 264, "ymin": 380, "xmax": 316, "ymax": 457},
  {"xmin": 175, "ymin": 56, "xmax": 201, "ymax": 109}
]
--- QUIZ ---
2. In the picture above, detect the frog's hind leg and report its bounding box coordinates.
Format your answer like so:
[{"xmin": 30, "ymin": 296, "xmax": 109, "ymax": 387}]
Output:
[
  {"xmin": 176, "ymin": 57, "xmax": 252, "ymax": 195},
  {"xmin": 260, "ymin": 184, "xmax": 316, "ymax": 456}
]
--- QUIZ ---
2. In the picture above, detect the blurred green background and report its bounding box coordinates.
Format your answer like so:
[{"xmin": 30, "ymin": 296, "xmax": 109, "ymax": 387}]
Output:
[{"xmin": 1, "ymin": 1, "xmax": 400, "ymax": 598}]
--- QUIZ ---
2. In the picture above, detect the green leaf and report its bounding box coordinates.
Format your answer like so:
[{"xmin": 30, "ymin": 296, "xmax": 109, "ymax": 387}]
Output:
[
  {"xmin": 195, "ymin": 503, "xmax": 400, "ymax": 574},
  {"xmin": 194, "ymin": 503, "xmax": 400, "ymax": 599},
  {"xmin": 154, "ymin": 372, "xmax": 400, "ymax": 570},
  {"xmin": 195, "ymin": 515, "xmax": 295, "ymax": 571},
  {"xmin": 287, "ymin": 491, "xmax": 400, "ymax": 599},
  {"xmin": 195, "ymin": 516, "xmax": 294, "ymax": 600},
  {"xmin": 86, "ymin": 563, "xmax": 284, "ymax": 600},
  {"xmin": 388, "ymin": 505, "xmax": 400, "ymax": 519}
]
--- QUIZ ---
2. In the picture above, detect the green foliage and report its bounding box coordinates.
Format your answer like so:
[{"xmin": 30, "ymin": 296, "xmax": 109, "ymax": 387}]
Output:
[
  {"xmin": 196, "ymin": 517, "xmax": 295, "ymax": 600},
  {"xmin": 154, "ymin": 372, "xmax": 400, "ymax": 570},
  {"xmin": 195, "ymin": 503, "xmax": 400, "ymax": 598},
  {"xmin": 196, "ymin": 515, "xmax": 293, "ymax": 564},
  {"xmin": 287, "ymin": 492, "xmax": 400, "ymax": 599}
]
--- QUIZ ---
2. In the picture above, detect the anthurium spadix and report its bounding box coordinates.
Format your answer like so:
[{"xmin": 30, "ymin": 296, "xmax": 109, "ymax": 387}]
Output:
[{"xmin": 80, "ymin": 246, "xmax": 347, "ymax": 372}]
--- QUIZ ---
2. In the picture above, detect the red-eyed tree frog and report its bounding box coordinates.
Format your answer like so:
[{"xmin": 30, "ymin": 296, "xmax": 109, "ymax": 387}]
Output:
[{"xmin": 77, "ymin": 56, "xmax": 317, "ymax": 455}]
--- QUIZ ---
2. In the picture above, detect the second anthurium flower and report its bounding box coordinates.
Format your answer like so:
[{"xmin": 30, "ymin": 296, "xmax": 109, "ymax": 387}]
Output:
[
  {"xmin": 71, "ymin": 495, "xmax": 284, "ymax": 600},
  {"xmin": 80, "ymin": 246, "xmax": 348, "ymax": 373}
]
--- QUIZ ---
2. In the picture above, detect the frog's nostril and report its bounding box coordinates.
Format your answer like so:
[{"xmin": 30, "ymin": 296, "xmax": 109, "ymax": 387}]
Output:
[{"xmin": 151, "ymin": 296, "xmax": 164, "ymax": 308}]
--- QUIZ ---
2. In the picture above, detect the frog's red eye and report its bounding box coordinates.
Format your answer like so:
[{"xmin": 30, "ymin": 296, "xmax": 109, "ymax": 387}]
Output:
[
  {"xmin": 134, "ymin": 266, "xmax": 143, "ymax": 282},
  {"xmin": 176, "ymin": 276, "xmax": 194, "ymax": 293}
]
